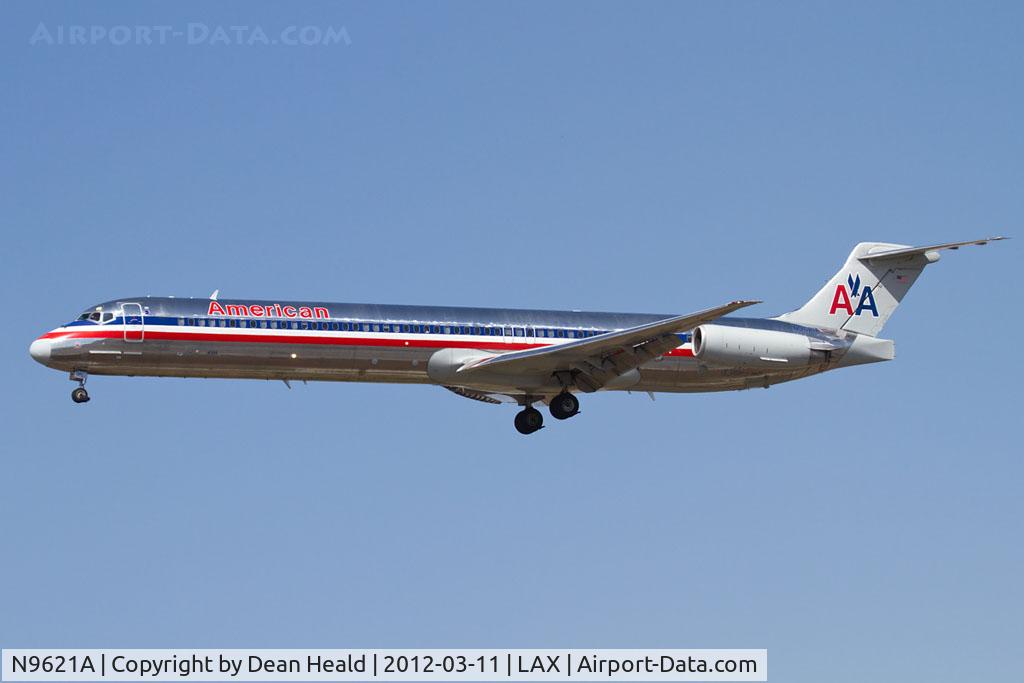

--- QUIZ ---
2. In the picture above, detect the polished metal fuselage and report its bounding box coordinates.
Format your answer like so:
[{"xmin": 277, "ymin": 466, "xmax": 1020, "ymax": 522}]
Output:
[{"xmin": 34, "ymin": 296, "xmax": 863, "ymax": 395}]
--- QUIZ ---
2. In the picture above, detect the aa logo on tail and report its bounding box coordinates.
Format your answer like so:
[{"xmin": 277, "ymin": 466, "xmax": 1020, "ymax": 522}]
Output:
[{"xmin": 830, "ymin": 274, "xmax": 878, "ymax": 317}]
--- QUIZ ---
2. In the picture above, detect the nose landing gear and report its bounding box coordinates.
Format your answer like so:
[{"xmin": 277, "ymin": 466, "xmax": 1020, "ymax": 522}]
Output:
[{"xmin": 70, "ymin": 370, "xmax": 90, "ymax": 404}]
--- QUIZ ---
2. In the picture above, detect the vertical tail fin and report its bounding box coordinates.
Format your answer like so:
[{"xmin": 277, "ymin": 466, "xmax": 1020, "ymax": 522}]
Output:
[{"xmin": 776, "ymin": 238, "xmax": 1005, "ymax": 336}]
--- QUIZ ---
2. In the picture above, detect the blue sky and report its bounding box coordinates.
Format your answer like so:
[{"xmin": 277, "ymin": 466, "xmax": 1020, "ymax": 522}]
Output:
[{"xmin": 1, "ymin": 2, "xmax": 1020, "ymax": 681}]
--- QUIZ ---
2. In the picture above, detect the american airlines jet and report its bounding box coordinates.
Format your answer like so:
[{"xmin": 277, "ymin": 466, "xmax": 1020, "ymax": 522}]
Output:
[{"xmin": 30, "ymin": 238, "xmax": 1004, "ymax": 433}]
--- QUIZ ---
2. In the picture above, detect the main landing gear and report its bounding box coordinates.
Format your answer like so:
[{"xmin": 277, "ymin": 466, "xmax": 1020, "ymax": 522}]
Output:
[
  {"xmin": 548, "ymin": 392, "xmax": 580, "ymax": 420},
  {"xmin": 514, "ymin": 406, "xmax": 544, "ymax": 435},
  {"xmin": 514, "ymin": 392, "xmax": 581, "ymax": 434},
  {"xmin": 70, "ymin": 370, "xmax": 90, "ymax": 404}
]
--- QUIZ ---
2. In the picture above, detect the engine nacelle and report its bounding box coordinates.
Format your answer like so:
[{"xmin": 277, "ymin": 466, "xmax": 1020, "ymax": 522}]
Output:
[{"xmin": 692, "ymin": 324, "xmax": 816, "ymax": 368}]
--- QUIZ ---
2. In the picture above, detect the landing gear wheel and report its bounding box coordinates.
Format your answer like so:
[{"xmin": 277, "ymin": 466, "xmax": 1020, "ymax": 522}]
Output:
[
  {"xmin": 71, "ymin": 387, "xmax": 90, "ymax": 404},
  {"xmin": 514, "ymin": 407, "xmax": 544, "ymax": 434},
  {"xmin": 549, "ymin": 392, "xmax": 579, "ymax": 420}
]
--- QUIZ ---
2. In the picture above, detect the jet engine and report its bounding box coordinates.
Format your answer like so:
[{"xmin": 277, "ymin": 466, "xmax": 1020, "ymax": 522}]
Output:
[{"xmin": 692, "ymin": 324, "xmax": 822, "ymax": 368}]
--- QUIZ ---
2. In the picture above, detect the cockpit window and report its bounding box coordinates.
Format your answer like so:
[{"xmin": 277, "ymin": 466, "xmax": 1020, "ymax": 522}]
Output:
[
  {"xmin": 102, "ymin": 312, "xmax": 114, "ymax": 323},
  {"xmin": 88, "ymin": 312, "xmax": 101, "ymax": 322}
]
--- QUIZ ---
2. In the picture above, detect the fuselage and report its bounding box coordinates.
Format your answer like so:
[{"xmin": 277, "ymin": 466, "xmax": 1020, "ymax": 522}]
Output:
[{"xmin": 29, "ymin": 296, "xmax": 876, "ymax": 395}]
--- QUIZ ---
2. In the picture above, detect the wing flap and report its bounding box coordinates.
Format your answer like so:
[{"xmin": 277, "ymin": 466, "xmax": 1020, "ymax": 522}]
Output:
[{"xmin": 442, "ymin": 385, "xmax": 506, "ymax": 404}]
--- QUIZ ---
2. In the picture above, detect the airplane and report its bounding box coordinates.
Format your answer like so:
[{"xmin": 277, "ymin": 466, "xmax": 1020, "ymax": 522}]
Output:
[{"xmin": 30, "ymin": 237, "xmax": 1005, "ymax": 434}]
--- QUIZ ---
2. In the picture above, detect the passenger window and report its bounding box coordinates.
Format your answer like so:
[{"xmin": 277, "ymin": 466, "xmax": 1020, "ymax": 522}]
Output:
[{"xmin": 177, "ymin": 318, "xmax": 184, "ymax": 326}]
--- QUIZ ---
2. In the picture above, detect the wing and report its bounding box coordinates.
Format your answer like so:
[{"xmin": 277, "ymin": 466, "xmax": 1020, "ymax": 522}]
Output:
[{"xmin": 456, "ymin": 299, "xmax": 760, "ymax": 392}]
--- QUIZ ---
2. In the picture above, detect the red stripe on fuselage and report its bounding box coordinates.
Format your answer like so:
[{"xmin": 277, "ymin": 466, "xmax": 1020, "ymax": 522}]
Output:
[{"xmin": 39, "ymin": 329, "xmax": 695, "ymax": 357}]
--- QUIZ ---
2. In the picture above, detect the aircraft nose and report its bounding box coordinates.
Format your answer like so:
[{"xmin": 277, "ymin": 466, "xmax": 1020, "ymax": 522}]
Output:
[{"xmin": 29, "ymin": 337, "xmax": 51, "ymax": 364}]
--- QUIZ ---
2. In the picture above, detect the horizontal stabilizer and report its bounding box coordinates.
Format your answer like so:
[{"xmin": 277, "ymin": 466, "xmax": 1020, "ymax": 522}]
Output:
[{"xmin": 859, "ymin": 236, "xmax": 1006, "ymax": 263}]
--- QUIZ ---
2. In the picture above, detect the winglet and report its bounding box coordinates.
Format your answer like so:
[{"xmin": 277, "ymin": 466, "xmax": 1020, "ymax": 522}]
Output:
[{"xmin": 210, "ymin": 289, "xmax": 219, "ymax": 300}]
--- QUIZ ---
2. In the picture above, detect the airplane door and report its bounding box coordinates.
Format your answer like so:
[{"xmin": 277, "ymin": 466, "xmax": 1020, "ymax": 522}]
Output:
[{"xmin": 122, "ymin": 303, "xmax": 144, "ymax": 342}]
